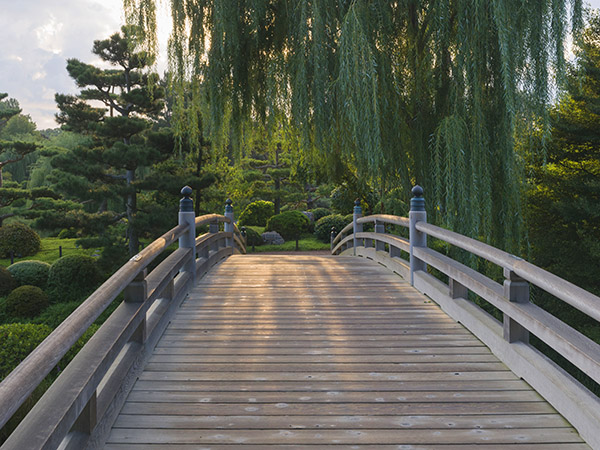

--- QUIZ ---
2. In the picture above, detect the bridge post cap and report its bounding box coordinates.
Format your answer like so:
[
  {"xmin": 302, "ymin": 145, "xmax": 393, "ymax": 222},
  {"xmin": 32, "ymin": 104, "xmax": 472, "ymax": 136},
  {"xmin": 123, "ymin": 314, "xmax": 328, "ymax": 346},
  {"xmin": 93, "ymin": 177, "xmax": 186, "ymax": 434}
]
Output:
[
  {"xmin": 410, "ymin": 185, "xmax": 425, "ymax": 212},
  {"xmin": 412, "ymin": 185, "xmax": 424, "ymax": 197},
  {"xmin": 331, "ymin": 226, "xmax": 336, "ymax": 233},
  {"xmin": 240, "ymin": 226, "xmax": 246, "ymax": 236},
  {"xmin": 353, "ymin": 199, "xmax": 362, "ymax": 215},
  {"xmin": 180, "ymin": 186, "xmax": 194, "ymax": 212},
  {"xmin": 354, "ymin": 198, "xmax": 361, "ymax": 206},
  {"xmin": 225, "ymin": 198, "xmax": 233, "ymax": 213}
]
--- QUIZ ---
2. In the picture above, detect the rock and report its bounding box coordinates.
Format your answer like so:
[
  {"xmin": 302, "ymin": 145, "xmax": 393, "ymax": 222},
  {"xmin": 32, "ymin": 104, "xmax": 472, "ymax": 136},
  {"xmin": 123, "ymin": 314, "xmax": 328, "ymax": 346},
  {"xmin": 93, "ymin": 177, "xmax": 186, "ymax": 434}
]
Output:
[{"xmin": 262, "ymin": 231, "xmax": 285, "ymax": 245}]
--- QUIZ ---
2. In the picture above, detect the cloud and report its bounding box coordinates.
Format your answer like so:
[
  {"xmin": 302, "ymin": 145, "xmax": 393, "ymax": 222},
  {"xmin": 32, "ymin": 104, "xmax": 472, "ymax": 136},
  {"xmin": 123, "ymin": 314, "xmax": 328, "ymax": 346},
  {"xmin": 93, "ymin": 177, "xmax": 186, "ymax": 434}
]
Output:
[{"xmin": 0, "ymin": 0, "xmax": 123, "ymax": 129}]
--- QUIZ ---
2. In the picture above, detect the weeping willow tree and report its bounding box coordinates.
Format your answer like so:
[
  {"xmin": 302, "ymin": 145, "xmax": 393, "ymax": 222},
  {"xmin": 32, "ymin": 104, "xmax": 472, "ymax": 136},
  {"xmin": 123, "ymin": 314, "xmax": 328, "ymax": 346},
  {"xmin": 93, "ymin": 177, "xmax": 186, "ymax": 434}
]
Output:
[{"xmin": 124, "ymin": 0, "xmax": 581, "ymax": 251}]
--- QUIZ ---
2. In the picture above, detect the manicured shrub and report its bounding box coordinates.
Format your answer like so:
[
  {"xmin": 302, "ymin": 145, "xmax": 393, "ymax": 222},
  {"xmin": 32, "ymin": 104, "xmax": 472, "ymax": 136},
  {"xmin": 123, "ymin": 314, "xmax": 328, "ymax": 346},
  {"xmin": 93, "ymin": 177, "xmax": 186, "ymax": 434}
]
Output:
[
  {"xmin": 48, "ymin": 255, "xmax": 103, "ymax": 303},
  {"xmin": 244, "ymin": 227, "xmax": 262, "ymax": 247},
  {"xmin": 5, "ymin": 285, "xmax": 49, "ymax": 319},
  {"xmin": 309, "ymin": 208, "xmax": 332, "ymax": 222},
  {"xmin": 238, "ymin": 200, "xmax": 275, "ymax": 227},
  {"xmin": 315, "ymin": 214, "xmax": 349, "ymax": 243},
  {"xmin": 265, "ymin": 211, "xmax": 310, "ymax": 240},
  {"xmin": 58, "ymin": 228, "xmax": 78, "ymax": 239},
  {"xmin": 0, "ymin": 267, "xmax": 17, "ymax": 296},
  {"xmin": 0, "ymin": 323, "xmax": 53, "ymax": 379},
  {"xmin": 0, "ymin": 222, "xmax": 41, "ymax": 258},
  {"xmin": 7, "ymin": 260, "xmax": 51, "ymax": 289}
]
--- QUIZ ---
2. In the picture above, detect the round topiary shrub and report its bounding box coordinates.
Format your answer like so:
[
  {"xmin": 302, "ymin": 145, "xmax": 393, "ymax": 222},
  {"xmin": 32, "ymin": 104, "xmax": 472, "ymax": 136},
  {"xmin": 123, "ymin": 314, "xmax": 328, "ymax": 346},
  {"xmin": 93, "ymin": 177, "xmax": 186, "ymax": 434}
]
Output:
[
  {"xmin": 315, "ymin": 214, "xmax": 349, "ymax": 243},
  {"xmin": 0, "ymin": 323, "xmax": 53, "ymax": 379},
  {"xmin": 48, "ymin": 255, "xmax": 103, "ymax": 303},
  {"xmin": 309, "ymin": 208, "xmax": 332, "ymax": 222},
  {"xmin": 0, "ymin": 222, "xmax": 41, "ymax": 258},
  {"xmin": 244, "ymin": 227, "xmax": 263, "ymax": 247},
  {"xmin": 7, "ymin": 260, "xmax": 51, "ymax": 289},
  {"xmin": 238, "ymin": 200, "xmax": 275, "ymax": 227},
  {"xmin": 5, "ymin": 285, "xmax": 49, "ymax": 319},
  {"xmin": 0, "ymin": 266, "xmax": 17, "ymax": 296},
  {"xmin": 265, "ymin": 211, "xmax": 310, "ymax": 241}
]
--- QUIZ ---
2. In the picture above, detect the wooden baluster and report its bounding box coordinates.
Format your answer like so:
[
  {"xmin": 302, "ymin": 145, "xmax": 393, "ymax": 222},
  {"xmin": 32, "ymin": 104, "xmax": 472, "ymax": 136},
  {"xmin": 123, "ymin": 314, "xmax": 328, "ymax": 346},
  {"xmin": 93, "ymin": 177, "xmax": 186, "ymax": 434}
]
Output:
[
  {"xmin": 449, "ymin": 278, "xmax": 468, "ymax": 299},
  {"xmin": 374, "ymin": 219, "xmax": 385, "ymax": 252},
  {"xmin": 503, "ymin": 268, "xmax": 530, "ymax": 343},
  {"xmin": 124, "ymin": 268, "xmax": 148, "ymax": 343},
  {"xmin": 353, "ymin": 199, "xmax": 362, "ymax": 254},
  {"xmin": 409, "ymin": 185, "xmax": 427, "ymax": 286}
]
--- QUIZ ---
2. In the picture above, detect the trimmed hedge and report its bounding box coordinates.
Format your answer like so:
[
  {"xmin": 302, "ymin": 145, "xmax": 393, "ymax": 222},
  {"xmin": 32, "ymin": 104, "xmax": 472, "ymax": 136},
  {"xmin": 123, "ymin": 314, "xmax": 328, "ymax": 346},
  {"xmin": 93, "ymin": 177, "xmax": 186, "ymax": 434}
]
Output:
[
  {"xmin": 0, "ymin": 323, "xmax": 53, "ymax": 379},
  {"xmin": 238, "ymin": 200, "xmax": 274, "ymax": 227},
  {"xmin": 314, "ymin": 214, "xmax": 348, "ymax": 243},
  {"xmin": 265, "ymin": 211, "xmax": 310, "ymax": 240},
  {"xmin": 0, "ymin": 222, "xmax": 41, "ymax": 258},
  {"xmin": 48, "ymin": 255, "xmax": 103, "ymax": 303},
  {"xmin": 0, "ymin": 267, "xmax": 16, "ymax": 296},
  {"xmin": 7, "ymin": 260, "xmax": 51, "ymax": 289},
  {"xmin": 309, "ymin": 208, "xmax": 332, "ymax": 222},
  {"xmin": 5, "ymin": 285, "xmax": 49, "ymax": 319},
  {"xmin": 244, "ymin": 227, "xmax": 262, "ymax": 247}
]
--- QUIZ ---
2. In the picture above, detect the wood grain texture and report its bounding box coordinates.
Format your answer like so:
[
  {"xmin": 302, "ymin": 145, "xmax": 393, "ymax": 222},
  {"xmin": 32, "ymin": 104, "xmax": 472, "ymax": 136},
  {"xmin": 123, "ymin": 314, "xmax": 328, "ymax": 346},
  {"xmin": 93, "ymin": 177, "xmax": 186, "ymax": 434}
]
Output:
[{"xmin": 104, "ymin": 255, "xmax": 587, "ymax": 448}]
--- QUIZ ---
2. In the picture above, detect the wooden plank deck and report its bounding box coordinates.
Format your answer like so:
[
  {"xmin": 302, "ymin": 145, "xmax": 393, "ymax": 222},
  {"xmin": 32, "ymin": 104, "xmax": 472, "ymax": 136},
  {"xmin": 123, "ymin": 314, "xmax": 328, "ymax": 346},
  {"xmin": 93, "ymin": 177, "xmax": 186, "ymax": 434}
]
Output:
[{"xmin": 104, "ymin": 254, "xmax": 588, "ymax": 449}]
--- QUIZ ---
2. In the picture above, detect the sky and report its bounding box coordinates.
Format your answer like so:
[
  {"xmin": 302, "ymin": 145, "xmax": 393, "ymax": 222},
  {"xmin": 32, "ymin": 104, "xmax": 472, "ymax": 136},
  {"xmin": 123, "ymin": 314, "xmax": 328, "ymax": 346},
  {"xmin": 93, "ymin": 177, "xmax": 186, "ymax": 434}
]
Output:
[{"xmin": 1, "ymin": 0, "xmax": 600, "ymax": 130}]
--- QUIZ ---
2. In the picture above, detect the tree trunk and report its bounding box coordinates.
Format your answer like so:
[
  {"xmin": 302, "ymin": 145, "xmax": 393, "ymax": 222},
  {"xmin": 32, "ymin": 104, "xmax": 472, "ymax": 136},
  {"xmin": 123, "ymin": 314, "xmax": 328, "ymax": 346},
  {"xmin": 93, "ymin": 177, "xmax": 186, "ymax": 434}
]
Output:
[{"xmin": 126, "ymin": 168, "xmax": 139, "ymax": 256}]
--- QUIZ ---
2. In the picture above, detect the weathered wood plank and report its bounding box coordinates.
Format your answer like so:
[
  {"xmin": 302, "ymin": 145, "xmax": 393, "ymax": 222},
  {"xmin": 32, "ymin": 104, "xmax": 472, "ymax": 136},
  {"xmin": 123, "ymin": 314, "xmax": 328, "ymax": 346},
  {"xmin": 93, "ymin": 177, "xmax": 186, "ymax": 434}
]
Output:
[
  {"xmin": 112, "ymin": 413, "xmax": 570, "ymax": 430},
  {"xmin": 104, "ymin": 255, "xmax": 586, "ymax": 448},
  {"xmin": 104, "ymin": 444, "xmax": 590, "ymax": 450},
  {"xmin": 106, "ymin": 427, "xmax": 583, "ymax": 445}
]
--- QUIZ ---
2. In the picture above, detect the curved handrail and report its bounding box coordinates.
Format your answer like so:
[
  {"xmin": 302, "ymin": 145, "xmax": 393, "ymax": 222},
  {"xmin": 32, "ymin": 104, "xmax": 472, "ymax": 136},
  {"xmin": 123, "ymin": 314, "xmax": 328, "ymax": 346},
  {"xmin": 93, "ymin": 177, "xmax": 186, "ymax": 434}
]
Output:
[
  {"xmin": 0, "ymin": 222, "xmax": 187, "ymax": 430},
  {"xmin": 0, "ymin": 208, "xmax": 241, "ymax": 448},
  {"xmin": 416, "ymin": 222, "xmax": 600, "ymax": 323},
  {"xmin": 331, "ymin": 222, "xmax": 353, "ymax": 247},
  {"xmin": 357, "ymin": 214, "xmax": 409, "ymax": 228}
]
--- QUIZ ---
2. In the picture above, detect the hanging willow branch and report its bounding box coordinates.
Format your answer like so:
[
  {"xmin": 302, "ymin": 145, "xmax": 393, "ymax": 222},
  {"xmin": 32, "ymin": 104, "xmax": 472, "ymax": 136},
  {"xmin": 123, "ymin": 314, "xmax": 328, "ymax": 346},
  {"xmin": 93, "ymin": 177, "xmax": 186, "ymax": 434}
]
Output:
[{"xmin": 124, "ymin": 0, "xmax": 582, "ymax": 251}]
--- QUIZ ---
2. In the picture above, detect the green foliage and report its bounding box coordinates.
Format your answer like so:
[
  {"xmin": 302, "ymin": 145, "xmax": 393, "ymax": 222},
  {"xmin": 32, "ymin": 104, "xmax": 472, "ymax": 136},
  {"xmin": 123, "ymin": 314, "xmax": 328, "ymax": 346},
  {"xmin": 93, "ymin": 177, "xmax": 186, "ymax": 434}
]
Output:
[
  {"xmin": 7, "ymin": 260, "xmax": 50, "ymax": 289},
  {"xmin": 47, "ymin": 255, "xmax": 102, "ymax": 303},
  {"xmin": 243, "ymin": 227, "xmax": 262, "ymax": 247},
  {"xmin": 265, "ymin": 211, "xmax": 310, "ymax": 240},
  {"xmin": 32, "ymin": 301, "xmax": 80, "ymax": 328},
  {"xmin": 0, "ymin": 266, "xmax": 16, "ymax": 296},
  {"xmin": 308, "ymin": 208, "xmax": 331, "ymax": 222},
  {"xmin": 314, "ymin": 214, "xmax": 348, "ymax": 243},
  {"xmin": 0, "ymin": 222, "xmax": 41, "ymax": 258},
  {"xmin": 0, "ymin": 323, "xmax": 52, "ymax": 379},
  {"xmin": 5, "ymin": 285, "xmax": 49, "ymax": 319},
  {"xmin": 248, "ymin": 235, "xmax": 330, "ymax": 253},
  {"xmin": 238, "ymin": 200, "xmax": 274, "ymax": 227}
]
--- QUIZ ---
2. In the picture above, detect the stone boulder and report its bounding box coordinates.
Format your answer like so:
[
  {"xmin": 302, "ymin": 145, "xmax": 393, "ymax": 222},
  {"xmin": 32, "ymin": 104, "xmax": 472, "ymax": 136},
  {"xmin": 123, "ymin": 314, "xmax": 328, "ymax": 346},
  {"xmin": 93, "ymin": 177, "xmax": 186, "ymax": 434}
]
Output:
[{"xmin": 262, "ymin": 231, "xmax": 285, "ymax": 245}]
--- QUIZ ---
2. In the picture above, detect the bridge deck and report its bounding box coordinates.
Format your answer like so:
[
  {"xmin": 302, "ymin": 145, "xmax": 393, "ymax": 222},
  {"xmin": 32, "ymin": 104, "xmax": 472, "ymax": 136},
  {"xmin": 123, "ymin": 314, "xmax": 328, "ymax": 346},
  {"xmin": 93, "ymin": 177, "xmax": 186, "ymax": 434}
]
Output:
[{"xmin": 104, "ymin": 255, "xmax": 587, "ymax": 449}]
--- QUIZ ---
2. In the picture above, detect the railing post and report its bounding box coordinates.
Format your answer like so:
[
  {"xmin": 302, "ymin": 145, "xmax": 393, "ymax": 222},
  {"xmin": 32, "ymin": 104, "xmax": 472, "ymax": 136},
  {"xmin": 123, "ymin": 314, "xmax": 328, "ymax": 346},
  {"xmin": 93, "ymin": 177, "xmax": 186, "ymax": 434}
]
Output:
[
  {"xmin": 409, "ymin": 185, "xmax": 427, "ymax": 286},
  {"xmin": 503, "ymin": 268, "xmax": 530, "ymax": 343},
  {"xmin": 124, "ymin": 268, "xmax": 148, "ymax": 343},
  {"xmin": 179, "ymin": 186, "xmax": 196, "ymax": 285},
  {"xmin": 374, "ymin": 219, "xmax": 385, "ymax": 252},
  {"xmin": 330, "ymin": 227, "xmax": 336, "ymax": 251},
  {"xmin": 224, "ymin": 198, "xmax": 234, "ymax": 250},
  {"xmin": 353, "ymin": 199, "xmax": 362, "ymax": 256}
]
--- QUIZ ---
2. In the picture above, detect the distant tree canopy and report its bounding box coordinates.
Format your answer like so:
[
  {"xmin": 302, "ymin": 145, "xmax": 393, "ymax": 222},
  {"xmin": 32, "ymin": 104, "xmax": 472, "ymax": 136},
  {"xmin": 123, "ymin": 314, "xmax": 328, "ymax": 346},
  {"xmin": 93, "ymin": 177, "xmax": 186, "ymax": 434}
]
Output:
[{"xmin": 125, "ymin": 0, "xmax": 582, "ymax": 250}]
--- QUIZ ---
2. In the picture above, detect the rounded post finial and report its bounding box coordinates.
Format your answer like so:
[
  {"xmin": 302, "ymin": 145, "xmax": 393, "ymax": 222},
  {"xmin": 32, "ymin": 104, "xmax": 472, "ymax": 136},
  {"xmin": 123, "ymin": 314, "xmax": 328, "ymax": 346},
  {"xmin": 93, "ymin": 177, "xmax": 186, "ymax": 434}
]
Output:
[
  {"xmin": 225, "ymin": 198, "xmax": 233, "ymax": 213},
  {"xmin": 179, "ymin": 186, "xmax": 193, "ymax": 212},
  {"xmin": 410, "ymin": 185, "xmax": 425, "ymax": 212},
  {"xmin": 353, "ymin": 198, "xmax": 362, "ymax": 215},
  {"xmin": 240, "ymin": 226, "xmax": 246, "ymax": 237}
]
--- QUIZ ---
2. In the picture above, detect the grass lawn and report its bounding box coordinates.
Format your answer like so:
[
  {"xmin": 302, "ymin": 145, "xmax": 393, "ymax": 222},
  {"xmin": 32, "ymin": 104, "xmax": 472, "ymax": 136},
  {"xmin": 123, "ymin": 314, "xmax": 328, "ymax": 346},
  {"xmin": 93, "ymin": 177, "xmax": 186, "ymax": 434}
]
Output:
[
  {"xmin": 0, "ymin": 238, "xmax": 99, "ymax": 267},
  {"xmin": 244, "ymin": 228, "xmax": 331, "ymax": 253}
]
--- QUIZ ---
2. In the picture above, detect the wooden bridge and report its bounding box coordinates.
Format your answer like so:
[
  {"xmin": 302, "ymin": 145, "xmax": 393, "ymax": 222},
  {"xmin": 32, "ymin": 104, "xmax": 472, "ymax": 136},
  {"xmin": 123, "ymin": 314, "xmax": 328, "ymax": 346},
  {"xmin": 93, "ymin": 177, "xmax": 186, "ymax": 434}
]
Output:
[{"xmin": 1, "ymin": 186, "xmax": 599, "ymax": 449}]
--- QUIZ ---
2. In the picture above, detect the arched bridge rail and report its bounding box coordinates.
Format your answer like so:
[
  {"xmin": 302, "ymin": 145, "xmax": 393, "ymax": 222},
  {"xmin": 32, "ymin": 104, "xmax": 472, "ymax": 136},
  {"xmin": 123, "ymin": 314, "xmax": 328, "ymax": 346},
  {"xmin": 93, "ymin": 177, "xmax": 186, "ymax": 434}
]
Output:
[
  {"xmin": 0, "ymin": 188, "xmax": 245, "ymax": 450},
  {"xmin": 332, "ymin": 186, "xmax": 600, "ymax": 448}
]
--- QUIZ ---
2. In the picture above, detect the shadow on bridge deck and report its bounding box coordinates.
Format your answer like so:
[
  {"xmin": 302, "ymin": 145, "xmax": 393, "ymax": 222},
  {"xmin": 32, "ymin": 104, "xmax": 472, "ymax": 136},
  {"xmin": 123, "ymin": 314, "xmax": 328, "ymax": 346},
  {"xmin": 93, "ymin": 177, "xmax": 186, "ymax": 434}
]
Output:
[{"xmin": 103, "ymin": 254, "xmax": 587, "ymax": 449}]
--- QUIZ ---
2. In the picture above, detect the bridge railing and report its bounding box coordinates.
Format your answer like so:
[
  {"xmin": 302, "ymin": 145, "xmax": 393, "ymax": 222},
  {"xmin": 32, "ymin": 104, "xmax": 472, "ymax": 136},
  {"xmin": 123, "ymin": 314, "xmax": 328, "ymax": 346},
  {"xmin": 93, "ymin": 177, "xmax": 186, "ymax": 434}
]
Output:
[
  {"xmin": 0, "ymin": 187, "xmax": 245, "ymax": 450},
  {"xmin": 332, "ymin": 186, "xmax": 600, "ymax": 449}
]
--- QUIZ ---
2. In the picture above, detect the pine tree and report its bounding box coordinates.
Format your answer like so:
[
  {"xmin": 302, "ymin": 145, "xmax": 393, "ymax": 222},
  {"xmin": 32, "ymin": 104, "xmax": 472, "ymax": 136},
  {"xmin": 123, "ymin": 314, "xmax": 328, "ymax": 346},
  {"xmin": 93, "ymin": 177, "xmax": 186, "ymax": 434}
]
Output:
[
  {"xmin": 527, "ymin": 12, "xmax": 600, "ymax": 299},
  {"xmin": 54, "ymin": 25, "xmax": 171, "ymax": 256}
]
